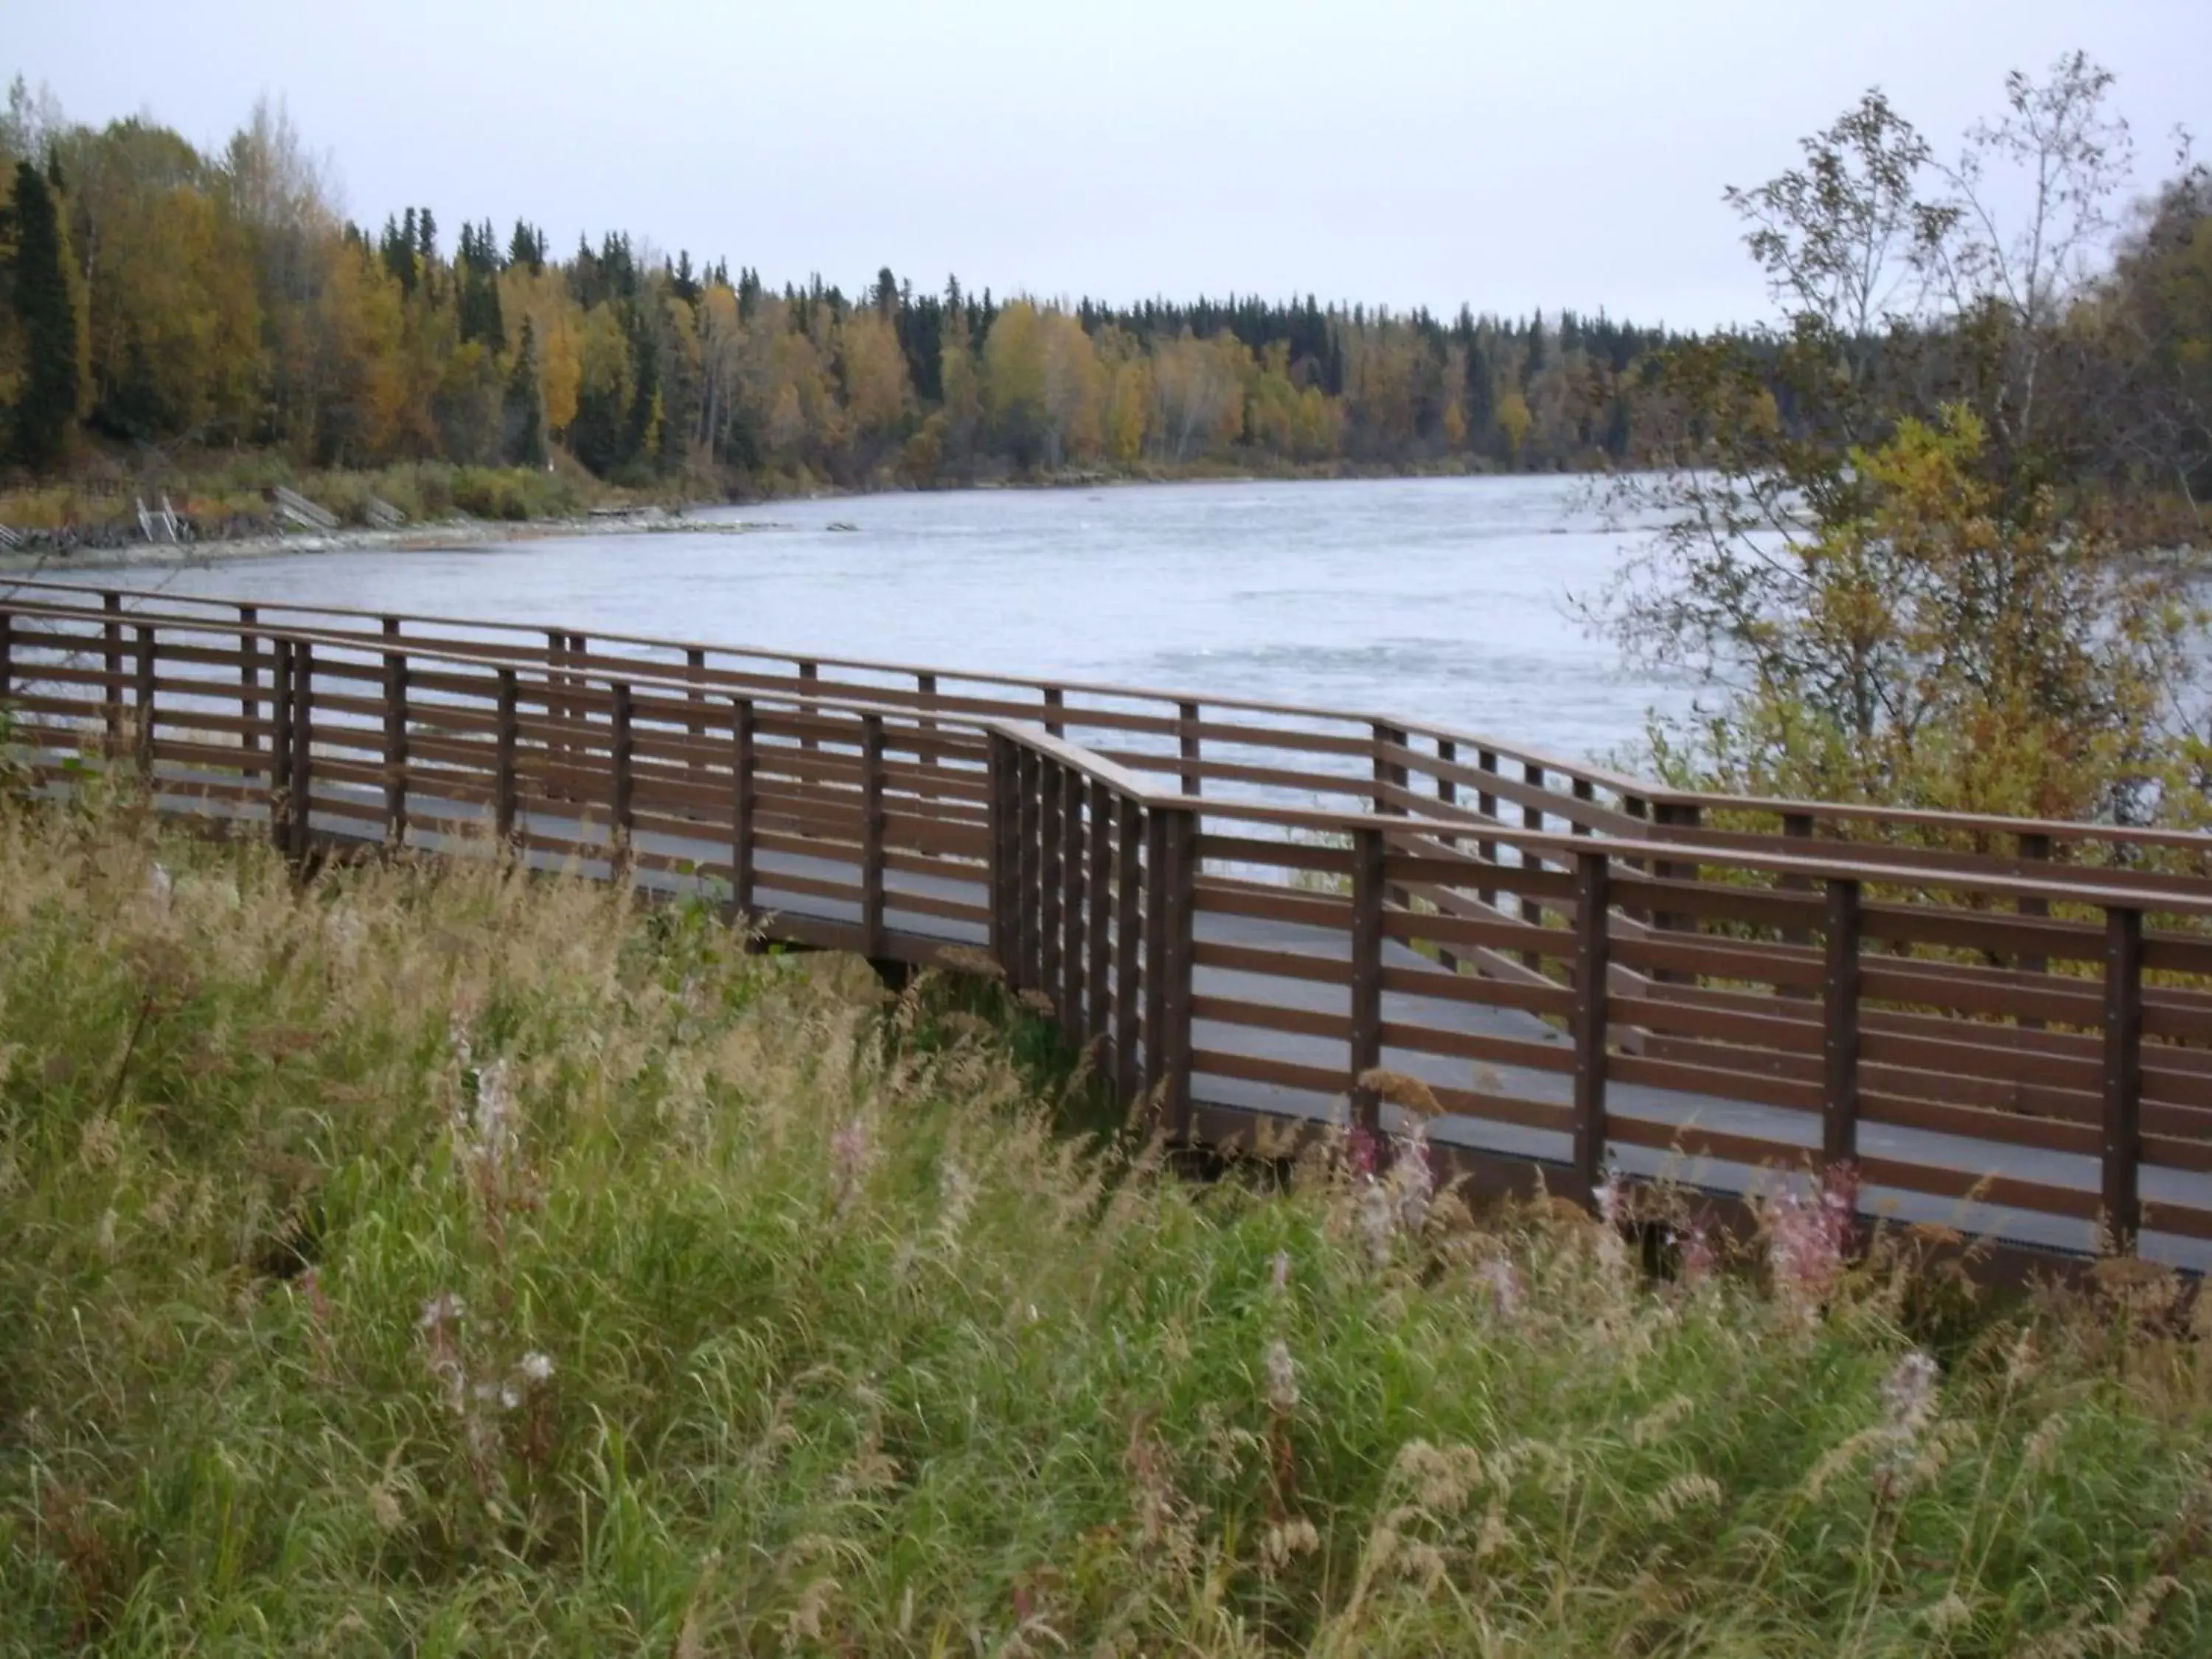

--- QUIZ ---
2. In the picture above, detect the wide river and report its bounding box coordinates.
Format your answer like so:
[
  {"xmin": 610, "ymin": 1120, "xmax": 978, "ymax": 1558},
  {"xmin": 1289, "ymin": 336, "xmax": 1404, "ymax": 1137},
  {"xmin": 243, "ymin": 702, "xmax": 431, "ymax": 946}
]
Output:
[{"xmin": 129, "ymin": 475, "xmax": 1692, "ymax": 765}]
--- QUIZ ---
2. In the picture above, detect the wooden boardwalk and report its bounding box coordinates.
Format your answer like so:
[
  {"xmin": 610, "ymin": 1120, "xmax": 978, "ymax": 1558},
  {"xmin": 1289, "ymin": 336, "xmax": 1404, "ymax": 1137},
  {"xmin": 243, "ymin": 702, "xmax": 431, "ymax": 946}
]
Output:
[{"xmin": 9, "ymin": 579, "xmax": 2212, "ymax": 1271}]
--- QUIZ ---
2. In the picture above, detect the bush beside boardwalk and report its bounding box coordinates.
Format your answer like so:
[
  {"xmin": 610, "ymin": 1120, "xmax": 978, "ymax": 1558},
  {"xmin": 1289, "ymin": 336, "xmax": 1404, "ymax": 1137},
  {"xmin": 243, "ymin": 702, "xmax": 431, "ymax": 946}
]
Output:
[{"xmin": 3, "ymin": 790, "xmax": 2212, "ymax": 1653}]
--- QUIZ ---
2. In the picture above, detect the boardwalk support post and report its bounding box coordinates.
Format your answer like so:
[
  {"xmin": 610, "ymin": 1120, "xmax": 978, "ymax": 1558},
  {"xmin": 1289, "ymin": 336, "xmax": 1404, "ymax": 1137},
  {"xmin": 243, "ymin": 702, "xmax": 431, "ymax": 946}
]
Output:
[
  {"xmin": 270, "ymin": 639, "xmax": 293, "ymax": 854},
  {"xmin": 238, "ymin": 605, "xmax": 260, "ymax": 782},
  {"xmin": 288, "ymin": 640, "xmax": 315, "ymax": 863},
  {"xmin": 133, "ymin": 626, "xmax": 156, "ymax": 782},
  {"xmin": 610, "ymin": 681, "xmax": 635, "ymax": 883},
  {"xmin": 1571, "ymin": 849, "xmax": 1611, "ymax": 1206},
  {"xmin": 1823, "ymin": 877, "xmax": 1862, "ymax": 1172},
  {"xmin": 1114, "ymin": 794, "xmax": 1143, "ymax": 1102},
  {"xmin": 2104, "ymin": 905, "xmax": 2145, "ymax": 1253},
  {"xmin": 988, "ymin": 731, "xmax": 1018, "ymax": 971},
  {"xmin": 385, "ymin": 633, "xmax": 410, "ymax": 849},
  {"xmin": 731, "ymin": 698, "xmax": 758, "ymax": 918},
  {"xmin": 1156, "ymin": 803, "xmax": 1198, "ymax": 1141},
  {"xmin": 102, "ymin": 591, "xmax": 123, "ymax": 749},
  {"xmin": 1088, "ymin": 776, "xmax": 1113, "ymax": 1056},
  {"xmin": 860, "ymin": 712, "xmax": 887, "ymax": 959},
  {"xmin": 494, "ymin": 667, "xmax": 519, "ymax": 849},
  {"xmin": 1015, "ymin": 747, "xmax": 1040, "ymax": 992},
  {"xmin": 1040, "ymin": 758, "xmax": 1063, "ymax": 1006},
  {"xmin": 1060, "ymin": 765, "xmax": 1085, "ymax": 1046},
  {"xmin": 1178, "ymin": 700, "xmax": 1201, "ymax": 797},
  {"xmin": 1349, "ymin": 825, "xmax": 1386, "ymax": 1142}
]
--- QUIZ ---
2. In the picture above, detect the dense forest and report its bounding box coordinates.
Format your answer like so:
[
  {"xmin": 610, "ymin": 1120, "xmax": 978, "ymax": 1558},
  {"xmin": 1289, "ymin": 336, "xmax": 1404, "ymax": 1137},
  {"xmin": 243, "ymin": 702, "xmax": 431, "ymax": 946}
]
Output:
[{"xmin": 0, "ymin": 80, "xmax": 1690, "ymax": 497}]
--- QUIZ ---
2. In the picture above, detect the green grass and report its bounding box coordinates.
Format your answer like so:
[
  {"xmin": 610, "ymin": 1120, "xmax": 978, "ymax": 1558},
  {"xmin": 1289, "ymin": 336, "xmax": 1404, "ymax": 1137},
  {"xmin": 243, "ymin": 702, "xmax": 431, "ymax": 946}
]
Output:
[{"xmin": 3, "ymin": 790, "xmax": 2212, "ymax": 1654}]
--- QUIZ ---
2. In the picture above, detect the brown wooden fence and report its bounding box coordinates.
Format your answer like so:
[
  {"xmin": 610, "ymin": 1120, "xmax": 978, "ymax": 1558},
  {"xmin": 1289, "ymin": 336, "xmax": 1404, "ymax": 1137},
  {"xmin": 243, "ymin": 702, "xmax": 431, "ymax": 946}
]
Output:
[{"xmin": 6, "ymin": 580, "xmax": 2212, "ymax": 1269}]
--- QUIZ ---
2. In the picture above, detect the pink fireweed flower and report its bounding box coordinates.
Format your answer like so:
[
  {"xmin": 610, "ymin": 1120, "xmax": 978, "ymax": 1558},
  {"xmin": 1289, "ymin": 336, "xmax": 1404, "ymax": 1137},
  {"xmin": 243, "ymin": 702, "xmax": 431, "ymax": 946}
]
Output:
[{"xmin": 1767, "ymin": 1166, "xmax": 1858, "ymax": 1318}]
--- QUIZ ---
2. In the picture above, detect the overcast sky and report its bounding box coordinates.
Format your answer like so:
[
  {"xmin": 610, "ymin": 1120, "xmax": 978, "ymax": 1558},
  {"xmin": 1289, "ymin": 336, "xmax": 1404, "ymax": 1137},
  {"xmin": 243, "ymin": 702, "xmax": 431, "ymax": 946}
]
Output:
[{"xmin": 10, "ymin": 0, "xmax": 2210, "ymax": 329}]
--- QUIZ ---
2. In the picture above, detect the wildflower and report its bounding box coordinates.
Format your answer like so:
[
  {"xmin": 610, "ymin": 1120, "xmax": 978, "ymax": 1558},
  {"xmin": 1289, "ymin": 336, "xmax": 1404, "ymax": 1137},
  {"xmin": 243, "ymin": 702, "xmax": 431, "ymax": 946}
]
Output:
[
  {"xmin": 1271, "ymin": 1251, "xmax": 1291, "ymax": 1294},
  {"xmin": 453, "ymin": 1057, "xmax": 518, "ymax": 1175},
  {"xmin": 1264, "ymin": 1340, "xmax": 1300, "ymax": 1412},
  {"xmin": 1674, "ymin": 1222, "xmax": 1717, "ymax": 1287},
  {"xmin": 1765, "ymin": 1165, "xmax": 1857, "ymax": 1320},
  {"xmin": 517, "ymin": 1350, "xmax": 554, "ymax": 1384},
  {"xmin": 1478, "ymin": 1254, "xmax": 1525, "ymax": 1318},
  {"xmin": 1594, "ymin": 1164, "xmax": 1627, "ymax": 1228},
  {"xmin": 147, "ymin": 862, "xmax": 173, "ymax": 907},
  {"xmin": 1355, "ymin": 1180, "xmax": 1397, "ymax": 1265},
  {"xmin": 418, "ymin": 1292, "xmax": 466, "ymax": 1331},
  {"xmin": 1391, "ymin": 1128, "xmax": 1436, "ymax": 1235},
  {"xmin": 1882, "ymin": 1349, "xmax": 1941, "ymax": 1440}
]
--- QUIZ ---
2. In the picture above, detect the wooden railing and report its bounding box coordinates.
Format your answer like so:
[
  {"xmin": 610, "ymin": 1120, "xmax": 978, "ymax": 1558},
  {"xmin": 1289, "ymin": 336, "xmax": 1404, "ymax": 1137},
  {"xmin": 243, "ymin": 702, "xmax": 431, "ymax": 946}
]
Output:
[{"xmin": 6, "ymin": 584, "xmax": 2212, "ymax": 1267}]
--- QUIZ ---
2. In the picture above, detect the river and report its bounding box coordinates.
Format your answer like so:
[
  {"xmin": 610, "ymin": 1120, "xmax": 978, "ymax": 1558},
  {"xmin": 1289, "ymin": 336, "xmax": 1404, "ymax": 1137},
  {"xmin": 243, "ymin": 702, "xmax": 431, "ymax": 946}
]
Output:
[{"xmin": 108, "ymin": 475, "xmax": 1694, "ymax": 765}]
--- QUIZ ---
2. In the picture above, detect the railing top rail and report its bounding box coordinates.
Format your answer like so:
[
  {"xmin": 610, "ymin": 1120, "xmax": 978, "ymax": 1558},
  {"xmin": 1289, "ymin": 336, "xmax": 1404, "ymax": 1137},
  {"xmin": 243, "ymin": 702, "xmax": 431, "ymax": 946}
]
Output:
[
  {"xmin": 0, "ymin": 575, "xmax": 1626, "ymax": 776},
  {"xmin": 986, "ymin": 722, "xmax": 2212, "ymax": 919},
  {"xmin": 1638, "ymin": 787, "xmax": 2212, "ymax": 857},
  {"xmin": 9, "ymin": 580, "xmax": 2208, "ymax": 867},
  {"xmin": 0, "ymin": 599, "xmax": 958, "ymax": 726}
]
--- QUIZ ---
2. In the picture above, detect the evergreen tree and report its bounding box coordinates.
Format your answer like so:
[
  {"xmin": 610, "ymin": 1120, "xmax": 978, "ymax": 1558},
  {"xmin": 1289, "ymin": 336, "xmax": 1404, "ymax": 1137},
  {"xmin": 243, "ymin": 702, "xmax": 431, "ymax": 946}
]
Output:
[
  {"xmin": 7, "ymin": 160, "xmax": 80, "ymax": 470},
  {"xmin": 502, "ymin": 316, "xmax": 549, "ymax": 468}
]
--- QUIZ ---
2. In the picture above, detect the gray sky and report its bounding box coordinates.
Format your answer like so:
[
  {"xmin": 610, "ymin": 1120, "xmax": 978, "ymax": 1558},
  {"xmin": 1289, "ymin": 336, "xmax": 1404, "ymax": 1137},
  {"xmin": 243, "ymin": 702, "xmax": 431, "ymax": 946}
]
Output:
[{"xmin": 10, "ymin": 0, "xmax": 2210, "ymax": 328}]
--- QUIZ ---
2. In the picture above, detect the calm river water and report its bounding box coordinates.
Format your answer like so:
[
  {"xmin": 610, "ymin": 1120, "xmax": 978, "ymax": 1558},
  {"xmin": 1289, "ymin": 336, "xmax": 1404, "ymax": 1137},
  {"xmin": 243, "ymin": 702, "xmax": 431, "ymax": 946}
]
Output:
[{"xmin": 133, "ymin": 475, "xmax": 1691, "ymax": 764}]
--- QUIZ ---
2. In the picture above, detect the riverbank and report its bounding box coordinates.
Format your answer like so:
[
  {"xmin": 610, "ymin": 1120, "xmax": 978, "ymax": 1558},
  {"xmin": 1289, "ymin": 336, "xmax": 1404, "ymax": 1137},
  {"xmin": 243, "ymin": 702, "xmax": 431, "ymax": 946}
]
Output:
[{"xmin": 0, "ymin": 506, "xmax": 799, "ymax": 577}]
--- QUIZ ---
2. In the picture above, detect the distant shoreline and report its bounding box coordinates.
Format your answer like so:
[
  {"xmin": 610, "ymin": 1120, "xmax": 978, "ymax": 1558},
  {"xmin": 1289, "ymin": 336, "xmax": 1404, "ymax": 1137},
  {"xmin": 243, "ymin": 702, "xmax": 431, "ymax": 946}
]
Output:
[{"xmin": 0, "ymin": 508, "xmax": 797, "ymax": 577}]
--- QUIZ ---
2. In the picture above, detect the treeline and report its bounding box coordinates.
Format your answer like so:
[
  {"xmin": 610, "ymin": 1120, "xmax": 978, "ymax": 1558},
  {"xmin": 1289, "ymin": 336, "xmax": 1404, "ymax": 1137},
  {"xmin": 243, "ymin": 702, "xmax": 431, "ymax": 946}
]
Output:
[{"xmin": 0, "ymin": 83, "xmax": 1685, "ymax": 493}]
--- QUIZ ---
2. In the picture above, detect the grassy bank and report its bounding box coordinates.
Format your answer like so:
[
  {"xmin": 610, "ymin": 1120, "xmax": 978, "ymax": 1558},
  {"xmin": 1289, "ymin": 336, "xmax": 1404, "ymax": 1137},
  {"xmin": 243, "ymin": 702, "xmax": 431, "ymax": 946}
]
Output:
[{"xmin": 2, "ymin": 790, "xmax": 2211, "ymax": 1653}]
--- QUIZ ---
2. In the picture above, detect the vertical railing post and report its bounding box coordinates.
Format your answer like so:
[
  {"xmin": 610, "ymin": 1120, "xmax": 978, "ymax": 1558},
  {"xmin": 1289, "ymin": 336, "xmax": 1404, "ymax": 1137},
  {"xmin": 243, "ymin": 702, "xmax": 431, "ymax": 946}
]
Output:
[
  {"xmin": 610, "ymin": 681, "xmax": 635, "ymax": 883},
  {"xmin": 860, "ymin": 712, "xmax": 887, "ymax": 959},
  {"xmin": 1371, "ymin": 722, "xmax": 1408, "ymax": 814},
  {"xmin": 1155, "ymin": 803, "xmax": 1198, "ymax": 1139},
  {"xmin": 494, "ymin": 667, "xmax": 519, "ymax": 849},
  {"xmin": 1040, "ymin": 759, "xmax": 1063, "ymax": 1008},
  {"xmin": 1060, "ymin": 765, "xmax": 1085, "ymax": 1047},
  {"xmin": 988, "ymin": 731, "xmax": 1019, "ymax": 972},
  {"xmin": 2018, "ymin": 832, "xmax": 2053, "ymax": 1011},
  {"xmin": 543, "ymin": 630, "xmax": 566, "ymax": 799},
  {"xmin": 1436, "ymin": 737, "xmax": 1457, "ymax": 811},
  {"xmin": 1114, "ymin": 795, "xmax": 1143, "ymax": 1102},
  {"xmin": 288, "ymin": 639, "xmax": 315, "ymax": 863},
  {"xmin": 1043, "ymin": 686, "xmax": 1064, "ymax": 738},
  {"xmin": 1520, "ymin": 762, "xmax": 1547, "ymax": 970},
  {"xmin": 916, "ymin": 672, "xmax": 939, "ymax": 792},
  {"xmin": 686, "ymin": 647, "xmax": 706, "ymax": 742},
  {"xmin": 132, "ymin": 625, "xmax": 156, "ymax": 782},
  {"xmin": 1476, "ymin": 747, "xmax": 1499, "ymax": 908},
  {"xmin": 384, "ymin": 629, "xmax": 409, "ymax": 850},
  {"xmin": 1143, "ymin": 809, "xmax": 1169, "ymax": 1105},
  {"xmin": 1349, "ymin": 826, "xmax": 1386, "ymax": 1141},
  {"xmin": 1015, "ymin": 747, "xmax": 1041, "ymax": 992},
  {"xmin": 102, "ymin": 590, "xmax": 123, "ymax": 749},
  {"xmin": 731, "ymin": 698, "xmax": 758, "ymax": 917},
  {"xmin": 0, "ymin": 608, "xmax": 12, "ymax": 702},
  {"xmin": 1088, "ymin": 776, "xmax": 1113, "ymax": 1056},
  {"xmin": 798, "ymin": 661, "xmax": 819, "ymax": 762},
  {"xmin": 2103, "ymin": 905, "xmax": 2145, "ymax": 1253},
  {"xmin": 238, "ymin": 605, "xmax": 260, "ymax": 782},
  {"xmin": 1571, "ymin": 849, "xmax": 1611, "ymax": 1206},
  {"xmin": 1822, "ymin": 878, "xmax": 1862, "ymax": 1172},
  {"xmin": 1177, "ymin": 700, "xmax": 1201, "ymax": 798},
  {"xmin": 269, "ymin": 639, "xmax": 294, "ymax": 854}
]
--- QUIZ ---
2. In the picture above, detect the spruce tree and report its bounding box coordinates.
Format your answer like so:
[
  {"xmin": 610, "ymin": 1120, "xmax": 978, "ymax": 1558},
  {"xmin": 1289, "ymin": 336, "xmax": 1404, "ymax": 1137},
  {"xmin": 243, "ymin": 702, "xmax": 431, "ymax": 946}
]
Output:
[
  {"xmin": 502, "ymin": 316, "xmax": 548, "ymax": 468},
  {"xmin": 7, "ymin": 160, "xmax": 80, "ymax": 471}
]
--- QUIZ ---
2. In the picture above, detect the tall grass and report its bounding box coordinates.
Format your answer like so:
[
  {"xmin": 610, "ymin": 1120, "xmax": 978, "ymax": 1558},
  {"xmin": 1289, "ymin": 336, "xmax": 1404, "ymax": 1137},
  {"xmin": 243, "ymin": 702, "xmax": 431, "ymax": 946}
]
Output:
[{"xmin": 3, "ymin": 790, "xmax": 2211, "ymax": 1654}]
